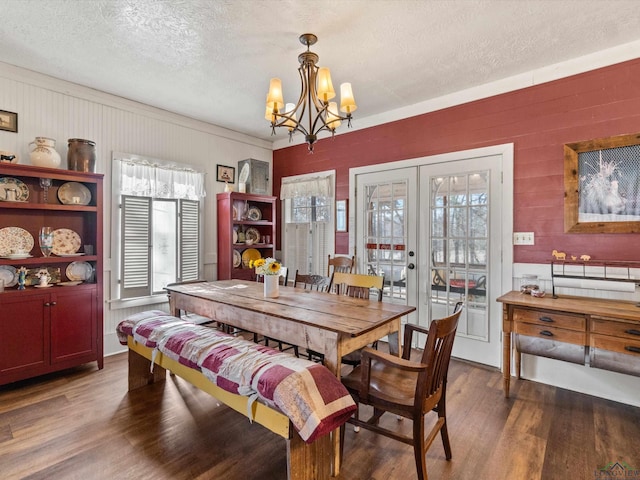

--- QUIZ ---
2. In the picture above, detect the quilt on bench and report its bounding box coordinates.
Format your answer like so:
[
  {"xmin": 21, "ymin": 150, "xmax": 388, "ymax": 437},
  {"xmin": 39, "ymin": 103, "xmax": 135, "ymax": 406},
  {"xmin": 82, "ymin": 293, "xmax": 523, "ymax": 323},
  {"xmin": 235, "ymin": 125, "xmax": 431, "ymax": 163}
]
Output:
[{"xmin": 117, "ymin": 310, "xmax": 356, "ymax": 443}]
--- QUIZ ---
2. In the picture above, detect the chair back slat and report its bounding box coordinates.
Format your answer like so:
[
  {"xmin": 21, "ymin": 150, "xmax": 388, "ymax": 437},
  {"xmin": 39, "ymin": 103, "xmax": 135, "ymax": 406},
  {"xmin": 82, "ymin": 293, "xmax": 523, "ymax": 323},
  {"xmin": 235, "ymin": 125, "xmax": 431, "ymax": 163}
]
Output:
[
  {"xmin": 331, "ymin": 272, "xmax": 384, "ymax": 302},
  {"xmin": 327, "ymin": 255, "xmax": 355, "ymax": 277},
  {"xmin": 293, "ymin": 271, "xmax": 332, "ymax": 292},
  {"xmin": 419, "ymin": 309, "xmax": 461, "ymax": 402}
]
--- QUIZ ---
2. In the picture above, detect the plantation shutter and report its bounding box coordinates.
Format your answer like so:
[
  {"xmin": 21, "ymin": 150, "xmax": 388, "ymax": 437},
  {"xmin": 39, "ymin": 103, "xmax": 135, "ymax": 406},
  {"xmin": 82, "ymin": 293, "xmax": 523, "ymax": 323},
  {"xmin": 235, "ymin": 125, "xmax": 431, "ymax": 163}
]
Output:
[
  {"xmin": 312, "ymin": 221, "xmax": 330, "ymax": 276},
  {"xmin": 180, "ymin": 199, "xmax": 200, "ymax": 282},
  {"xmin": 121, "ymin": 195, "xmax": 152, "ymax": 298}
]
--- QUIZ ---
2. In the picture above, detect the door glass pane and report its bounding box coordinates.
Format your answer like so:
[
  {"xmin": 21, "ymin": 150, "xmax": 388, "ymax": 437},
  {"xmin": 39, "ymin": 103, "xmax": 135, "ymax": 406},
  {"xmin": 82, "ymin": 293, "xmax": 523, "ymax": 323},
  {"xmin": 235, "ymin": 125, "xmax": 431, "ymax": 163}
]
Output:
[
  {"xmin": 429, "ymin": 171, "xmax": 489, "ymax": 340},
  {"xmin": 365, "ymin": 181, "xmax": 408, "ymax": 300}
]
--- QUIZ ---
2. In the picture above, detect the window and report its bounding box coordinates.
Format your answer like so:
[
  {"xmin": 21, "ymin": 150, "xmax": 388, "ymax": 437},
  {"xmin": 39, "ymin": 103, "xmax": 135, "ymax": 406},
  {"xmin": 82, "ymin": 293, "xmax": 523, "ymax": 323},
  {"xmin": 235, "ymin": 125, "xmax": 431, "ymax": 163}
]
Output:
[
  {"xmin": 112, "ymin": 153, "xmax": 205, "ymax": 302},
  {"xmin": 281, "ymin": 172, "xmax": 335, "ymax": 276}
]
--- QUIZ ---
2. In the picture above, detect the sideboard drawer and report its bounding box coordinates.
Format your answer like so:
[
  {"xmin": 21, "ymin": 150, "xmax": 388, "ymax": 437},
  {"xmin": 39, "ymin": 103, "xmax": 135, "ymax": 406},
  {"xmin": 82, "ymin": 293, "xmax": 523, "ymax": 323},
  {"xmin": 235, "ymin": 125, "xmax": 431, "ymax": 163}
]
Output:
[
  {"xmin": 513, "ymin": 308, "xmax": 586, "ymax": 331},
  {"xmin": 591, "ymin": 317, "xmax": 640, "ymax": 340},
  {"xmin": 515, "ymin": 322, "xmax": 586, "ymax": 345},
  {"xmin": 591, "ymin": 333, "xmax": 640, "ymax": 356}
]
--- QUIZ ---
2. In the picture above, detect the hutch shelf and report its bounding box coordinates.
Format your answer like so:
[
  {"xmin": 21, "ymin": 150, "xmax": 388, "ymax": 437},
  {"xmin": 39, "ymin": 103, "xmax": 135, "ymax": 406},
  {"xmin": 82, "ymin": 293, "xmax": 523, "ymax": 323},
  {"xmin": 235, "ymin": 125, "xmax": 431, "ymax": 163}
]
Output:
[
  {"xmin": 0, "ymin": 163, "xmax": 103, "ymax": 386},
  {"xmin": 217, "ymin": 192, "xmax": 276, "ymax": 281}
]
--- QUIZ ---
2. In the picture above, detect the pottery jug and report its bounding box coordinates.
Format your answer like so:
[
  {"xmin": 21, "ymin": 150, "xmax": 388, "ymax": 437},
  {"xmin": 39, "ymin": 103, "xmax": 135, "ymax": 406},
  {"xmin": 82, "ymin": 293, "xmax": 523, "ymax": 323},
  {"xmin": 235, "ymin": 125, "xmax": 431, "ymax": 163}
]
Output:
[
  {"xmin": 67, "ymin": 138, "xmax": 96, "ymax": 173},
  {"xmin": 29, "ymin": 137, "xmax": 61, "ymax": 168}
]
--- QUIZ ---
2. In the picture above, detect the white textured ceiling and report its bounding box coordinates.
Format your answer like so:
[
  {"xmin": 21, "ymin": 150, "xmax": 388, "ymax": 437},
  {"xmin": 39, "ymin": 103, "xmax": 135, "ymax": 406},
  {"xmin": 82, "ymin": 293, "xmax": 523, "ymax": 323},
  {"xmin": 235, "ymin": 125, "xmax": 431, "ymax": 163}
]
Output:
[{"xmin": 1, "ymin": 0, "xmax": 640, "ymax": 144}]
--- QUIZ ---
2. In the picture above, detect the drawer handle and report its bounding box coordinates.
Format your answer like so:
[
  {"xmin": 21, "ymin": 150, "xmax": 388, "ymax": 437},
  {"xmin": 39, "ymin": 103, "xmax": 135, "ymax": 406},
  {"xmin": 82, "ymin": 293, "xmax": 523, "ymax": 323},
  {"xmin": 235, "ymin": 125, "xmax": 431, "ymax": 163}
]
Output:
[
  {"xmin": 624, "ymin": 329, "xmax": 640, "ymax": 336},
  {"xmin": 539, "ymin": 316, "xmax": 554, "ymax": 323},
  {"xmin": 625, "ymin": 346, "xmax": 640, "ymax": 354},
  {"xmin": 540, "ymin": 330, "xmax": 554, "ymax": 337}
]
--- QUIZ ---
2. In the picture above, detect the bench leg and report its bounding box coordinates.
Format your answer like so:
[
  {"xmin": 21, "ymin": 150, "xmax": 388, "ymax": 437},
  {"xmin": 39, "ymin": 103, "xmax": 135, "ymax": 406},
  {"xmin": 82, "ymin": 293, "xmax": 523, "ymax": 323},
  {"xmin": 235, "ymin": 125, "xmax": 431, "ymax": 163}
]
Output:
[
  {"xmin": 128, "ymin": 348, "xmax": 167, "ymax": 391},
  {"xmin": 286, "ymin": 430, "xmax": 331, "ymax": 480}
]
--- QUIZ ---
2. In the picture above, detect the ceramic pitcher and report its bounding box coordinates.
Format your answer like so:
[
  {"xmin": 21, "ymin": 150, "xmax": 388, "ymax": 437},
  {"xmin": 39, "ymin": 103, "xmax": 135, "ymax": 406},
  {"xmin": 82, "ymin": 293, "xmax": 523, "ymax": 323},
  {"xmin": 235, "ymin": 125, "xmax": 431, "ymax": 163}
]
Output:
[{"xmin": 29, "ymin": 137, "xmax": 61, "ymax": 168}]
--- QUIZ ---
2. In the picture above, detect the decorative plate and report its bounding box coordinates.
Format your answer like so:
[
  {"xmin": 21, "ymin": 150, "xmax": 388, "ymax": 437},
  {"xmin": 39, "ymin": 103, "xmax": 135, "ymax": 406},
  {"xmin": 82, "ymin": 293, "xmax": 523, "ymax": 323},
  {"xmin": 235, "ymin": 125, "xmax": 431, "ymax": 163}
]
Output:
[
  {"xmin": 0, "ymin": 177, "xmax": 29, "ymax": 202},
  {"xmin": 233, "ymin": 229, "xmax": 238, "ymax": 244},
  {"xmin": 66, "ymin": 261, "xmax": 93, "ymax": 281},
  {"xmin": 59, "ymin": 281, "xmax": 83, "ymax": 286},
  {"xmin": 52, "ymin": 228, "xmax": 81, "ymax": 255},
  {"xmin": 247, "ymin": 206, "xmax": 262, "ymax": 221},
  {"xmin": 233, "ymin": 250, "xmax": 242, "ymax": 268},
  {"xmin": 241, "ymin": 248, "xmax": 261, "ymax": 268},
  {"xmin": 245, "ymin": 227, "xmax": 260, "ymax": 244},
  {"xmin": 233, "ymin": 206, "xmax": 238, "ymax": 221},
  {"xmin": 58, "ymin": 182, "xmax": 91, "ymax": 205},
  {"xmin": 2, "ymin": 253, "xmax": 33, "ymax": 260},
  {"xmin": 0, "ymin": 265, "xmax": 17, "ymax": 287},
  {"xmin": 0, "ymin": 227, "xmax": 34, "ymax": 256}
]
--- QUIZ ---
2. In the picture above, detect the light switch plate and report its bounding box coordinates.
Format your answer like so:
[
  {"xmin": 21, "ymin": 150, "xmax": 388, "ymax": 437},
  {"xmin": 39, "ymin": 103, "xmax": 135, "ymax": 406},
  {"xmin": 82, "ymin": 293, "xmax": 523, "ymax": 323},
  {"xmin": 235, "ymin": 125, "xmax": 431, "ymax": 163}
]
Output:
[{"xmin": 513, "ymin": 232, "xmax": 535, "ymax": 245}]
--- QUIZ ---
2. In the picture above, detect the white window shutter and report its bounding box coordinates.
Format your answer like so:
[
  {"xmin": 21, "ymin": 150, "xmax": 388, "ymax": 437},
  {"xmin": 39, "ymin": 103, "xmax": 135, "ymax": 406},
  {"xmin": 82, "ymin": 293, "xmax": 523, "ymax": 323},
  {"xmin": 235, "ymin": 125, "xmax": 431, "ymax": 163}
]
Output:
[
  {"xmin": 121, "ymin": 195, "xmax": 151, "ymax": 298},
  {"xmin": 180, "ymin": 199, "xmax": 200, "ymax": 281}
]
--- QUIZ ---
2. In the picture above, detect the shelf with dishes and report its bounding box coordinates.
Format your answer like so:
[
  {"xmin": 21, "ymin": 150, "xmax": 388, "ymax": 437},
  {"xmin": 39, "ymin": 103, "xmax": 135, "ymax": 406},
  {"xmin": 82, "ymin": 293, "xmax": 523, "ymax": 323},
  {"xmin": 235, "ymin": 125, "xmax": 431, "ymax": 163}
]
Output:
[
  {"xmin": 0, "ymin": 172, "xmax": 96, "ymax": 207},
  {"xmin": 0, "ymin": 260, "xmax": 95, "ymax": 289}
]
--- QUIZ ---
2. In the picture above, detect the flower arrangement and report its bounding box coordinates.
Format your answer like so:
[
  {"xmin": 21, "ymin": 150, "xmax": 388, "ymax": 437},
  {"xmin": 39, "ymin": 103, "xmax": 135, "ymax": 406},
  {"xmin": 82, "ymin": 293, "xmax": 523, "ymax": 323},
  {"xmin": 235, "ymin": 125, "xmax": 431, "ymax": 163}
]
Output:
[{"xmin": 250, "ymin": 257, "xmax": 281, "ymax": 275}]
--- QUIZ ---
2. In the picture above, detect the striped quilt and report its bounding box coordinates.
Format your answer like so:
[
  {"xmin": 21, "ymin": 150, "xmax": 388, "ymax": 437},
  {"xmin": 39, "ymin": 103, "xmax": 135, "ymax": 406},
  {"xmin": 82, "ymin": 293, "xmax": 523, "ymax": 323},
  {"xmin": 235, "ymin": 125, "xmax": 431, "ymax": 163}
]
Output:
[{"xmin": 117, "ymin": 310, "xmax": 356, "ymax": 442}]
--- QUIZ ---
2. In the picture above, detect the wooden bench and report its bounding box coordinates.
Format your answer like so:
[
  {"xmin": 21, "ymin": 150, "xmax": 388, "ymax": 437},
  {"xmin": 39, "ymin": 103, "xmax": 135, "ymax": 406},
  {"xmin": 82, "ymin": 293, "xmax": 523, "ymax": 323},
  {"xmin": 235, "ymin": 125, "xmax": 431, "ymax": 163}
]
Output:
[{"xmin": 126, "ymin": 337, "xmax": 332, "ymax": 480}]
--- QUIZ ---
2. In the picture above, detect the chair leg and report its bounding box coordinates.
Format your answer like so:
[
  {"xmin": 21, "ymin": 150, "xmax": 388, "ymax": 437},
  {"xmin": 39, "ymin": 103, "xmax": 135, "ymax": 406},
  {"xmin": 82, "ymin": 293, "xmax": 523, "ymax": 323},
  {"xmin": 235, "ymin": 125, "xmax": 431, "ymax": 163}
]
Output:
[
  {"xmin": 413, "ymin": 413, "xmax": 428, "ymax": 480},
  {"xmin": 438, "ymin": 403, "xmax": 452, "ymax": 460}
]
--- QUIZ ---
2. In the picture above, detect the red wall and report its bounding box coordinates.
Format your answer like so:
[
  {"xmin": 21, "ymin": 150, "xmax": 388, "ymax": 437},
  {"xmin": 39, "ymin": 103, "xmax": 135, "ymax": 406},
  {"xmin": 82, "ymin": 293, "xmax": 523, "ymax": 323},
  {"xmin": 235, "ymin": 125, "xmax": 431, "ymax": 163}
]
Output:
[{"xmin": 273, "ymin": 59, "xmax": 640, "ymax": 263}]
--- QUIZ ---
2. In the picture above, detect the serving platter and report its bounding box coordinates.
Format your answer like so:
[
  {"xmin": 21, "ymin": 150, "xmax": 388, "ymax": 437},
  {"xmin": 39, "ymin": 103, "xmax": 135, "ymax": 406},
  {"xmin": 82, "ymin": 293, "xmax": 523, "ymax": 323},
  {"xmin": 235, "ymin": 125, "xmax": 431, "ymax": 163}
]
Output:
[
  {"xmin": 58, "ymin": 182, "xmax": 91, "ymax": 205},
  {"xmin": 66, "ymin": 261, "xmax": 93, "ymax": 282},
  {"xmin": 0, "ymin": 226, "xmax": 34, "ymax": 257},
  {"xmin": 247, "ymin": 206, "xmax": 262, "ymax": 221},
  {"xmin": 0, "ymin": 265, "xmax": 17, "ymax": 287},
  {"xmin": 52, "ymin": 228, "xmax": 81, "ymax": 255},
  {"xmin": 233, "ymin": 250, "xmax": 242, "ymax": 268},
  {"xmin": 241, "ymin": 248, "xmax": 261, "ymax": 268},
  {"xmin": 0, "ymin": 177, "xmax": 29, "ymax": 202},
  {"xmin": 245, "ymin": 227, "xmax": 260, "ymax": 244}
]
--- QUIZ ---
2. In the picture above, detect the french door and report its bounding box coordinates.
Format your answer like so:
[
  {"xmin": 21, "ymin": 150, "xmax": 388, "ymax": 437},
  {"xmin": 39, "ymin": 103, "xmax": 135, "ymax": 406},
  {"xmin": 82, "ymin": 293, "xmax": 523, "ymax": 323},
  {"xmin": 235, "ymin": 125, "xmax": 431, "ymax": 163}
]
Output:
[{"xmin": 355, "ymin": 150, "xmax": 507, "ymax": 367}]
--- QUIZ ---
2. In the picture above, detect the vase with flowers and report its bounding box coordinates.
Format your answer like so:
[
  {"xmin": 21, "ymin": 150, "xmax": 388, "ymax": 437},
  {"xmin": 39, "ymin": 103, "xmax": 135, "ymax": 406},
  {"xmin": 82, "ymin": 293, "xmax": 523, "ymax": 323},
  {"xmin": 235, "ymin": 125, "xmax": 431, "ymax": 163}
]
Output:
[{"xmin": 250, "ymin": 257, "xmax": 281, "ymax": 298}]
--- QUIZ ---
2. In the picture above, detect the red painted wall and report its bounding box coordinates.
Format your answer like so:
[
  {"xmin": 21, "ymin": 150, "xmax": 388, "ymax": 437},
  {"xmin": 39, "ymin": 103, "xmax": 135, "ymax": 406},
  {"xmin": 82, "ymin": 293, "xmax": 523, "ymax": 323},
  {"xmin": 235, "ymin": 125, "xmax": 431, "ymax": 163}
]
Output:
[{"xmin": 273, "ymin": 59, "xmax": 640, "ymax": 263}]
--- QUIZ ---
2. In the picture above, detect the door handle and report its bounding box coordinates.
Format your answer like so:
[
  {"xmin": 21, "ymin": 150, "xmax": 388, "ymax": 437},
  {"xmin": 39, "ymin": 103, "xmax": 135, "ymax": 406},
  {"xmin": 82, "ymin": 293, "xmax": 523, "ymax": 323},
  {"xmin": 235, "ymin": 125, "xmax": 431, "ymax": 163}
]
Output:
[{"xmin": 407, "ymin": 263, "xmax": 415, "ymax": 270}]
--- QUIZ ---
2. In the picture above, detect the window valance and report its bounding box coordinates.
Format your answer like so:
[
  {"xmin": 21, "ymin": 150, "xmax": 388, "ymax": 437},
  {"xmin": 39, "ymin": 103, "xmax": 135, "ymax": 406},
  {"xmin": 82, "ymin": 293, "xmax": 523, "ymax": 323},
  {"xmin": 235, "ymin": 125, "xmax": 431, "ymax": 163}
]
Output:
[
  {"xmin": 280, "ymin": 174, "xmax": 334, "ymax": 199},
  {"xmin": 115, "ymin": 156, "xmax": 206, "ymax": 200}
]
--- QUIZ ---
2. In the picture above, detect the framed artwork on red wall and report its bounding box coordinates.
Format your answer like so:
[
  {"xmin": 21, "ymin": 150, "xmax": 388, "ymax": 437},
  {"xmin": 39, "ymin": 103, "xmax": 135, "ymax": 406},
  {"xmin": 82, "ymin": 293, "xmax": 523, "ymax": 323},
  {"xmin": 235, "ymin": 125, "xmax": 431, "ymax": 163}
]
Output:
[{"xmin": 564, "ymin": 132, "xmax": 640, "ymax": 233}]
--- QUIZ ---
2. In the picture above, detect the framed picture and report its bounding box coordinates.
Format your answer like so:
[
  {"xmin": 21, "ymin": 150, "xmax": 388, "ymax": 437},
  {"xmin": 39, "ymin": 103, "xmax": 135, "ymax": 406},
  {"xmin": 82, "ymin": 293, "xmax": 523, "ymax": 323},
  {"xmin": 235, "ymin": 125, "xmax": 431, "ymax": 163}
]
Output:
[
  {"xmin": 336, "ymin": 199, "xmax": 348, "ymax": 232},
  {"xmin": 0, "ymin": 110, "xmax": 18, "ymax": 133},
  {"xmin": 564, "ymin": 132, "xmax": 640, "ymax": 233},
  {"xmin": 216, "ymin": 164, "xmax": 235, "ymax": 183}
]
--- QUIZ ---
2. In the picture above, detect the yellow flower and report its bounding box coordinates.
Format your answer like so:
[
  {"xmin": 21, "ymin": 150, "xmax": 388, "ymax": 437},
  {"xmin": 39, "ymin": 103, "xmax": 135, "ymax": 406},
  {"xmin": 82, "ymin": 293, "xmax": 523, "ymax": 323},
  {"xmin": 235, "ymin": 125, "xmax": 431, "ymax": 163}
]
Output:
[
  {"xmin": 253, "ymin": 258, "xmax": 266, "ymax": 268},
  {"xmin": 268, "ymin": 261, "xmax": 281, "ymax": 273}
]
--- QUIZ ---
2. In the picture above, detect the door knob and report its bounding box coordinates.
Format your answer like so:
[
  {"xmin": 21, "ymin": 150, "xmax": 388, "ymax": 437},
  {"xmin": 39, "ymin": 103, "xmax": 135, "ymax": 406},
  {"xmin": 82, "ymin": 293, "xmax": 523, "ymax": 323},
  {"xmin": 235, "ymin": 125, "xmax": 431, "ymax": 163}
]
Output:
[{"xmin": 407, "ymin": 263, "xmax": 415, "ymax": 270}]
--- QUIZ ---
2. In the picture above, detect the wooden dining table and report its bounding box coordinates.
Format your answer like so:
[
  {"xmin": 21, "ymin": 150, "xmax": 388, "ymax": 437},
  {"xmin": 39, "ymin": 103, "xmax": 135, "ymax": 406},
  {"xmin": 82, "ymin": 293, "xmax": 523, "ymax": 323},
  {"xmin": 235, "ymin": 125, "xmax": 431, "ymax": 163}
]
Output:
[{"xmin": 165, "ymin": 279, "xmax": 416, "ymax": 476}]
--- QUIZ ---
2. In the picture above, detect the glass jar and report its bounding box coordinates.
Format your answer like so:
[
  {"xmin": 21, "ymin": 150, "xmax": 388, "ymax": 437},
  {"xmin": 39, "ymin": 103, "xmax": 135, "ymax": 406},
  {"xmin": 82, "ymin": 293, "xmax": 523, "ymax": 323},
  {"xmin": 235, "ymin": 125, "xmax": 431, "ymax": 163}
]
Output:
[
  {"xmin": 67, "ymin": 138, "xmax": 96, "ymax": 173},
  {"xmin": 520, "ymin": 274, "xmax": 539, "ymax": 294}
]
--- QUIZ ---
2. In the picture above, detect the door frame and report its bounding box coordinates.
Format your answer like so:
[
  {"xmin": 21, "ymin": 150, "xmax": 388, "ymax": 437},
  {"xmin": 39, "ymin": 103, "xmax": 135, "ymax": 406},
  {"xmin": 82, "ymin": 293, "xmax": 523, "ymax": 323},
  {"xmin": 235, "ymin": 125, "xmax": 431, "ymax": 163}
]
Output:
[{"xmin": 349, "ymin": 143, "xmax": 514, "ymax": 367}]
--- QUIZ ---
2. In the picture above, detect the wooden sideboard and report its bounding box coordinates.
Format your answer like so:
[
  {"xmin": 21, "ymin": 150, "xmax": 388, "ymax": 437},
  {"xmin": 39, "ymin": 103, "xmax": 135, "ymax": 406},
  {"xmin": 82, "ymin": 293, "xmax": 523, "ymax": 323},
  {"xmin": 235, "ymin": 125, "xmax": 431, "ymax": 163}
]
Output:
[{"xmin": 497, "ymin": 291, "xmax": 640, "ymax": 397}]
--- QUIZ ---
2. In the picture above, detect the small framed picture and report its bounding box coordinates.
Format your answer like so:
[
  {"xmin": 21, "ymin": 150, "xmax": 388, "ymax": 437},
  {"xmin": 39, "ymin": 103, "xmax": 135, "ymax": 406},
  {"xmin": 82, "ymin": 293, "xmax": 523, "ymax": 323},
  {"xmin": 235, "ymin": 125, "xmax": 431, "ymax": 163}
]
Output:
[
  {"xmin": 0, "ymin": 110, "xmax": 18, "ymax": 133},
  {"xmin": 336, "ymin": 199, "xmax": 348, "ymax": 232},
  {"xmin": 216, "ymin": 164, "xmax": 235, "ymax": 183}
]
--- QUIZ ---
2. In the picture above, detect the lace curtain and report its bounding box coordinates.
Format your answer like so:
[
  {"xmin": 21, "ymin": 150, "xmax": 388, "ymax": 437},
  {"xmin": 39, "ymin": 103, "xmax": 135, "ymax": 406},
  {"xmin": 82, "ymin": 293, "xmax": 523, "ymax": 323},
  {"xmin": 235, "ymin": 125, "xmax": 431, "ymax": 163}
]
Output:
[
  {"xmin": 116, "ymin": 156, "xmax": 206, "ymax": 200},
  {"xmin": 280, "ymin": 173, "xmax": 334, "ymax": 199}
]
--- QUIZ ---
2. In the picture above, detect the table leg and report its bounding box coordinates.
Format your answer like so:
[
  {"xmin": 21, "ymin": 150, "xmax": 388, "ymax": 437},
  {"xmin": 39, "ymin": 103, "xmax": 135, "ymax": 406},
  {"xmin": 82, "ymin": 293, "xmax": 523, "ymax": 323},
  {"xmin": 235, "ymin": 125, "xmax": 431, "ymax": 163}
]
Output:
[{"xmin": 502, "ymin": 330, "xmax": 511, "ymax": 398}]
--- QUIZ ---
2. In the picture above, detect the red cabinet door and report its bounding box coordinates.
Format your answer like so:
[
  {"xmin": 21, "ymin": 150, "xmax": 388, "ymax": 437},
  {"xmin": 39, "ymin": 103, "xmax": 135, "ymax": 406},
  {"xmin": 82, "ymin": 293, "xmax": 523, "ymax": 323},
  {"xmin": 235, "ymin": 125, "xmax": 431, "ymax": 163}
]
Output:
[
  {"xmin": 50, "ymin": 287, "xmax": 97, "ymax": 366},
  {"xmin": 0, "ymin": 293, "xmax": 49, "ymax": 380}
]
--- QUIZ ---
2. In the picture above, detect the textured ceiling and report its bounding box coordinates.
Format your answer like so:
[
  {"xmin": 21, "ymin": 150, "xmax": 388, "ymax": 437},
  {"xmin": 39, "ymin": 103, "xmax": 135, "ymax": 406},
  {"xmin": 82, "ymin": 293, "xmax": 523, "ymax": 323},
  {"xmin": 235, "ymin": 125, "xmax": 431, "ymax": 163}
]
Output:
[{"xmin": 1, "ymin": 0, "xmax": 640, "ymax": 145}]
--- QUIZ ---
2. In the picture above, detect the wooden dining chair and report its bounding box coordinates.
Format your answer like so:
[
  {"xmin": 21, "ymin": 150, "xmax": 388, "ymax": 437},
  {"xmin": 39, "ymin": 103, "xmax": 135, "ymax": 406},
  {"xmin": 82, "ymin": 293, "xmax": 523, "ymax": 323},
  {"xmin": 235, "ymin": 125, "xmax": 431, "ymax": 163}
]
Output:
[
  {"xmin": 327, "ymin": 255, "xmax": 355, "ymax": 277},
  {"xmin": 306, "ymin": 272, "xmax": 385, "ymax": 364},
  {"xmin": 340, "ymin": 305, "xmax": 463, "ymax": 480},
  {"xmin": 293, "ymin": 270, "xmax": 332, "ymax": 292}
]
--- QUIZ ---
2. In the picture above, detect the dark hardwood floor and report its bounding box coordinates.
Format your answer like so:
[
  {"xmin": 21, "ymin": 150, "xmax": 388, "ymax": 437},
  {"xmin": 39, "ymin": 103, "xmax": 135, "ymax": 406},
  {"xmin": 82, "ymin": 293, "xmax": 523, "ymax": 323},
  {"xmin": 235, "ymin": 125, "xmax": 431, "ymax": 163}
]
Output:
[{"xmin": 1, "ymin": 352, "xmax": 639, "ymax": 480}]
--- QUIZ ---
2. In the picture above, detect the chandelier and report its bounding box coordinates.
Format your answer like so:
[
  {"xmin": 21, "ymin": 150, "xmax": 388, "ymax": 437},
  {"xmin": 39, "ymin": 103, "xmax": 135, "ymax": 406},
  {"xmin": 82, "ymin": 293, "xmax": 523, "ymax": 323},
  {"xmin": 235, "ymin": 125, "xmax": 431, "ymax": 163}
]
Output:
[{"xmin": 265, "ymin": 33, "xmax": 357, "ymax": 152}]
